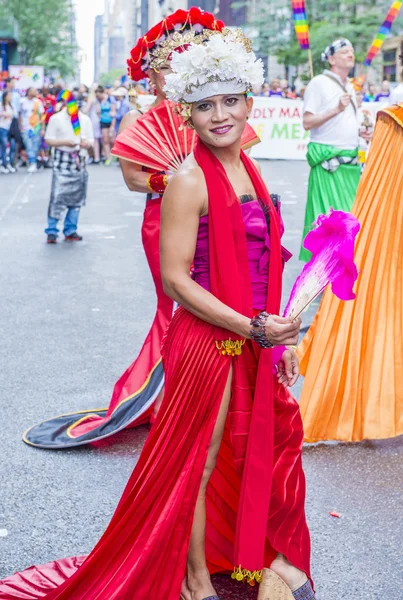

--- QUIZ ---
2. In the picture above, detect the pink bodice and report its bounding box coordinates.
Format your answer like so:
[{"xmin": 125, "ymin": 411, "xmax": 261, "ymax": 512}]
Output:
[{"xmin": 193, "ymin": 199, "xmax": 291, "ymax": 310}]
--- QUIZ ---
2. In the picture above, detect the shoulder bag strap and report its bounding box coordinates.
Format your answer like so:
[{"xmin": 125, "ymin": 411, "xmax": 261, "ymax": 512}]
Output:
[{"xmin": 324, "ymin": 73, "xmax": 357, "ymax": 114}]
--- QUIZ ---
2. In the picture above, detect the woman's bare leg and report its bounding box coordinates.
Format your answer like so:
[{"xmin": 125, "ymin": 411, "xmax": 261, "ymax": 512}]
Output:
[
  {"xmin": 181, "ymin": 368, "xmax": 233, "ymax": 600},
  {"xmin": 180, "ymin": 366, "xmax": 308, "ymax": 599},
  {"xmin": 93, "ymin": 138, "xmax": 100, "ymax": 162},
  {"xmin": 102, "ymin": 129, "xmax": 111, "ymax": 161}
]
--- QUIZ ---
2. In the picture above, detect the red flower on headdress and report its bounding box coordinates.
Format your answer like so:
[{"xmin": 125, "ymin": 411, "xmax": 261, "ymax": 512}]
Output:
[
  {"xmin": 127, "ymin": 7, "xmax": 224, "ymax": 81},
  {"xmin": 147, "ymin": 22, "xmax": 165, "ymax": 46},
  {"xmin": 168, "ymin": 9, "xmax": 188, "ymax": 26}
]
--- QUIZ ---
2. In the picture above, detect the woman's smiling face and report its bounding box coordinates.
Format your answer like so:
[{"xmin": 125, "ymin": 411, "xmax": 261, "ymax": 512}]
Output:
[{"xmin": 190, "ymin": 94, "xmax": 253, "ymax": 148}]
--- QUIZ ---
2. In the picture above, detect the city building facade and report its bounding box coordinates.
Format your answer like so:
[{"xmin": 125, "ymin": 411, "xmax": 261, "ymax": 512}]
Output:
[
  {"xmin": 383, "ymin": 35, "xmax": 403, "ymax": 83},
  {"xmin": 0, "ymin": 16, "xmax": 19, "ymax": 80},
  {"xmin": 94, "ymin": 0, "xmax": 188, "ymax": 82}
]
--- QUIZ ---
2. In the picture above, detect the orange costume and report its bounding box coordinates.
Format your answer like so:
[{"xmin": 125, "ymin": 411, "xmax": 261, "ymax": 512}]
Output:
[{"xmin": 298, "ymin": 104, "xmax": 403, "ymax": 442}]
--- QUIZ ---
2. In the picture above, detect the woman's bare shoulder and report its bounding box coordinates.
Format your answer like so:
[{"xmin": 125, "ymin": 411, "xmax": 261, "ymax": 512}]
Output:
[
  {"xmin": 118, "ymin": 109, "xmax": 142, "ymax": 133},
  {"xmin": 164, "ymin": 154, "xmax": 207, "ymax": 214},
  {"xmin": 169, "ymin": 154, "xmax": 206, "ymax": 193}
]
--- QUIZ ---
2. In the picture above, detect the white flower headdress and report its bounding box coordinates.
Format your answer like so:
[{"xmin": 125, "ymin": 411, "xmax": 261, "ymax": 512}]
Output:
[{"xmin": 163, "ymin": 28, "xmax": 264, "ymax": 104}]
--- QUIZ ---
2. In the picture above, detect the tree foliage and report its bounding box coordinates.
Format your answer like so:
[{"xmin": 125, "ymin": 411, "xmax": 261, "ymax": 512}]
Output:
[
  {"xmin": 243, "ymin": 0, "xmax": 403, "ymax": 76},
  {"xmin": 0, "ymin": 0, "xmax": 78, "ymax": 77},
  {"xmin": 98, "ymin": 69, "xmax": 126, "ymax": 87}
]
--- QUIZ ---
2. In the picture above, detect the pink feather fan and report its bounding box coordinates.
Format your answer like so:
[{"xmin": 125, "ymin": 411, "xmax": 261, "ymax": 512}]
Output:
[{"xmin": 284, "ymin": 210, "xmax": 360, "ymax": 320}]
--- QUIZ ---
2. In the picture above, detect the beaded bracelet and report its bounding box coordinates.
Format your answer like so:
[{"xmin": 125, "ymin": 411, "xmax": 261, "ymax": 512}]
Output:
[
  {"xmin": 147, "ymin": 173, "xmax": 168, "ymax": 195},
  {"xmin": 250, "ymin": 311, "xmax": 275, "ymax": 348}
]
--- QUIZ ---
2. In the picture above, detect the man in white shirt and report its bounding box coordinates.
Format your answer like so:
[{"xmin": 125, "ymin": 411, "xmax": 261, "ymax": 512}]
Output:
[
  {"xmin": 299, "ymin": 38, "xmax": 371, "ymax": 261},
  {"xmin": 19, "ymin": 87, "xmax": 45, "ymax": 173},
  {"xmin": 44, "ymin": 92, "xmax": 94, "ymax": 243}
]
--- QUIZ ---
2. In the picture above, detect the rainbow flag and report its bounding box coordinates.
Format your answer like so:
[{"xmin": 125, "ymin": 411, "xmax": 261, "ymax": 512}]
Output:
[
  {"xmin": 291, "ymin": 0, "xmax": 310, "ymax": 50},
  {"xmin": 364, "ymin": 1, "xmax": 403, "ymax": 65},
  {"xmin": 57, "ymin": 90, "xmax": 81, "ymax": 135}
]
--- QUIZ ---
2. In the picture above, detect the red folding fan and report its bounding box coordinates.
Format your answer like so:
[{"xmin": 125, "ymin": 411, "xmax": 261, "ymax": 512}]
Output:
[{"xmin": 111, "ymin": 100, "xmax": 260, "ymax": 171}]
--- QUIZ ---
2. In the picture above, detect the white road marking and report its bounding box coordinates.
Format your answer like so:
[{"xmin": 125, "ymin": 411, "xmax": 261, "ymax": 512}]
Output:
[{"xmin": 0, "ymin": 173, "xmax": 31, "ymax": 223}]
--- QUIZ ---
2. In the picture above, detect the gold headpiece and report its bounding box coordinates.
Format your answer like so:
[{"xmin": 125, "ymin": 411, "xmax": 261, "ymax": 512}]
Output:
[{"xmin": 151, "ymin": 28, "xmax": 253, "ymax": 71}]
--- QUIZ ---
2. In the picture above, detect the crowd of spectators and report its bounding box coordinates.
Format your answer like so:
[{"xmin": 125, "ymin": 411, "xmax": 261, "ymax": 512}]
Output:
[
  {"xmin": 258, "ymin": 78, "xmax": 299, "ymax": 99},
  {"xmin": 0, "ymin": 74, "xmax": 401, "ymax": 176},
  {"xmin": 0, "ymin": 78, "xmax": 150, "ymax": 175},
  {"xmin": 254, "ymin": 77, "xmax": 400, "ymax": 103}
]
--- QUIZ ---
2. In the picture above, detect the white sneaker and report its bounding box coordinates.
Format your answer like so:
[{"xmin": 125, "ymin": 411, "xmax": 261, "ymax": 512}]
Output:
[
  {"xmin": 7, "ymin": 165, "xmax": 16, "ymax": 173},
  {"xmin": 0, "ymin": 166, "xmax": 9, "ymax": 174},
  {"xmin": 27, "ymin": 164, "xmax": 37, "ymax": 173}
]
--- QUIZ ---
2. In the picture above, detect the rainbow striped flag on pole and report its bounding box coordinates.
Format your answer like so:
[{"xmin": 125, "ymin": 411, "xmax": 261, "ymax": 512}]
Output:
[
  {"xmin": 291, "ymin": 0, "xmax": 310, "ymax": 50},
  {"xmin": 364, "ymin": 1, "xmax": 403, "ymax": 65}
]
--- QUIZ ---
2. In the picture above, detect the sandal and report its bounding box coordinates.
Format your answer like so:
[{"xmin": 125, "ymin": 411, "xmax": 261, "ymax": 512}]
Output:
[
  {"xmin": 180, "ymin": 596, "xmax": 220, "ymax": 600},
  {"xmin": 257, "ymin": 569, "xmax": 315, "ymax": 600}
]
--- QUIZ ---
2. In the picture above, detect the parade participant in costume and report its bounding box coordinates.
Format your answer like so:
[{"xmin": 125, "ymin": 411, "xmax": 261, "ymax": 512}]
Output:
[
  {"xmin": 44, "ymin": 91, "xmax": 94, "ymax": 243},
  {"xmin": 0, "ymin": 29, "xmax": 316, "ymax": 600},
  {"xmin": 298, "ymin": 103, "xmax": 403, "ymax": 443},
  {"xmin": 22, "ymin": 7, "xmax": 258, "ymax": 449},
  {"xmin": 299, "ymin": 39, "xmax": 371, "ymax": 262}
]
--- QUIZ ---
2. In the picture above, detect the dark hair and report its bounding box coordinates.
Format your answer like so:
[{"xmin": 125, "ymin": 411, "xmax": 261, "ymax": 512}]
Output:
[
  {"xmin": 2, "ymin": 91, "xmax": 11, "ymax": 109},
  {"xmin": 95, "ymin": 85, "xmax": 105, "ymax": 94}
]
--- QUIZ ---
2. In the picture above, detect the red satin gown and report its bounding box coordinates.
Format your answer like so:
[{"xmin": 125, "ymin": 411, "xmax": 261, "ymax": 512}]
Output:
[{"xmin": 0, "ymin": 147, "xmax": 312, "ymax": 599}]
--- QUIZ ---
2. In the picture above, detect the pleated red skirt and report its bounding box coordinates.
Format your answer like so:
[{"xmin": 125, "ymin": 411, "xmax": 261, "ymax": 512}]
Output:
[{"xmin": 0, "ymin": 308, "xmax": 311, "ymax": 599}]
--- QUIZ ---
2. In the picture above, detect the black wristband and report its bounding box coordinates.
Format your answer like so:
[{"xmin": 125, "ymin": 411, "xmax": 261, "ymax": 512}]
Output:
[{"xmin": 250, "ymin": 311, "xmax": 274, "ymax": 348}]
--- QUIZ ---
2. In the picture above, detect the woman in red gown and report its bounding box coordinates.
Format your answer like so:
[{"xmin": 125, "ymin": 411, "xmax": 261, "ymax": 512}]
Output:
[
  {"xmin": 23, "ymin": 8, "xmax": 258, "ymax": 449},
  {"xmin": 22, "ymin": 8, "xmax": 227, "ymax": 449},
  {"xmin": 1, "ymin": 28, "xmax": 315, "ymax": 600}
]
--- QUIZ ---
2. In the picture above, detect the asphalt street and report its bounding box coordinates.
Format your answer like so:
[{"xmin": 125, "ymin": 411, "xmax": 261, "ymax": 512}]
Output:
[{"xmin": 0, "ymin": 162, "xmax": 402, "ymax": 600}]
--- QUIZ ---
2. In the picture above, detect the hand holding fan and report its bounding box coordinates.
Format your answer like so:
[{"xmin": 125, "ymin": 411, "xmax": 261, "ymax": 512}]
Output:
[
  {"xmin": 111, "ymin": 99, "xmax": 260, "ymax": 171},
  {"xmin": 284, "ymin": 210, "xmax": 360, "ymax": 320}
]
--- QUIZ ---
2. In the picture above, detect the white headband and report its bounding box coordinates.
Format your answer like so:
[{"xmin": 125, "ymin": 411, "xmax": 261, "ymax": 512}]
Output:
[
  {"xmin": 321, "ymin": 39, "xmax": 353, "ymax": 62},
  {"xmin": 163, "ymin": 29, "xmax": 264, "ymax": 103}
]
